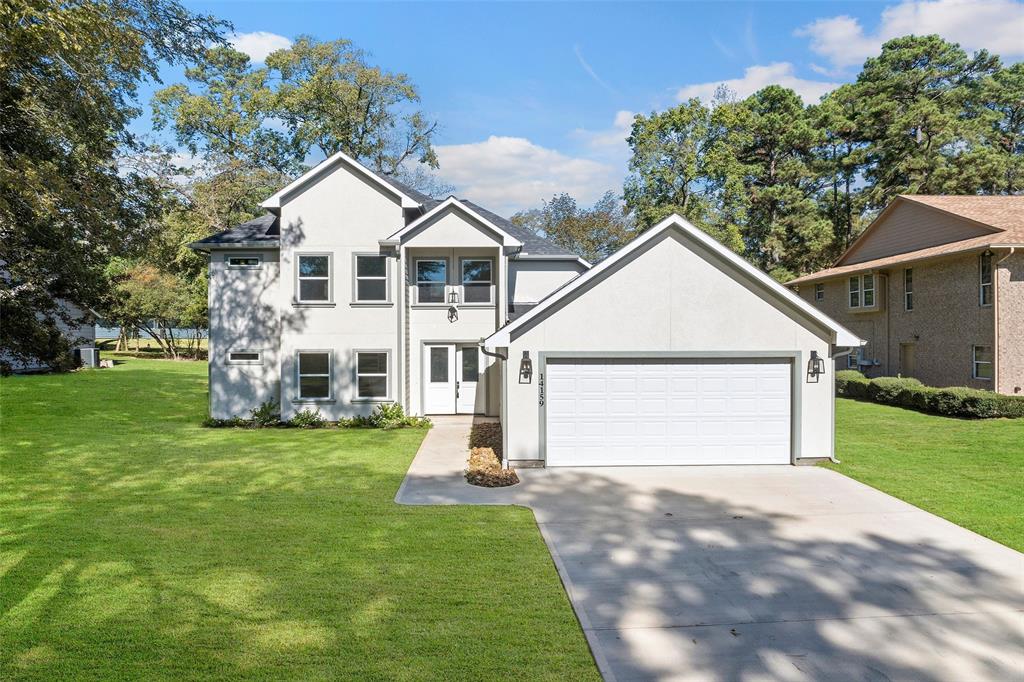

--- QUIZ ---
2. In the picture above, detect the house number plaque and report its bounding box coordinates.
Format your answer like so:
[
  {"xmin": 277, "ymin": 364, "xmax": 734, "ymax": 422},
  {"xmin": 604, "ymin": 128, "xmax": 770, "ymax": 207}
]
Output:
[{"xmin": 538, "ymin": 372, "xmax": 545, "ymax": 406}]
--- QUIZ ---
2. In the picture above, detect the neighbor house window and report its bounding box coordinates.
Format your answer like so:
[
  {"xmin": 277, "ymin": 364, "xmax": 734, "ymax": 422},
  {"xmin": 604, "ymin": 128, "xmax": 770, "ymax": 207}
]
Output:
[
  {"xmin": 848, "ymin": 274, "xmax": 875, "ymax": 308},
  {"xmin": 461, "ymin": 259, "xmax": 493, "ymax": 304},
  {"xmin": 979, "ymin": 253, "xmax": 993, "ymax": 306},
  {"xmin": 814, "ymin": 283, "xmax": 824, "ymax": 302},
  {"xmin": 847, "ymin": 349, "xmax": 859, "ymax": 369},
  {"xmin": 227, "ymin": 255, "xmax": 262, "ymax": 269},
  {"xmin": 354, "ymin": 254, "xmax": 388, "ymax": 302},
  {"xmin": 904, "ymin": 268, "xmax": 914, "ymax": 311},
  {"xmin": 355, "ymin": 351, "xmax": 388, "ymax": 399},
  {"xmin": 416, "ymin": 259, "xmax": 446, "ymax": 303},
  {"xmin": 297, "ymin": 351, "xmax": 331, "ymax": 399},
  {"xmin": 972, "ymin": 345, "xmax": 993, "ymax": 380},
  {"xmin": 297, "ymin": 254, "xmax": 331, "ymax": 303},
  {"xmin": 227, "ymin": 350, "xmax": 261, "ymax": 364}
]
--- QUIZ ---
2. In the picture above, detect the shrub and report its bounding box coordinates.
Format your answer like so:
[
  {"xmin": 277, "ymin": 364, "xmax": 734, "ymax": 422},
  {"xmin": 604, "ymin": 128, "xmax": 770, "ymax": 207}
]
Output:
[
  {"xmin": 836, "ymin": 369, "xmax": 870, "ymax": 399},
  {"xmin": 249, "ymin": 399, "xmax": 281, "ymax": 428},
  {"xmin": 289, "ymin": 408, "xmax": 326, "ymax": 429},
  {"xmin": 837, "ymin": 372, "xmax": 1024, "ymax": 419},
  {"xmin": 866, "ymin": 376, "xmax": 922, "ymax": 405},
  {"xmin": 369, "ymin": 402, "xmax": 431, "ymax": 429},
  {"xmin": 201, "ymin": 416, "xmax": 246, "ymax": 428},
  {"xmin": 465, "ymin": 447, "xmax": 519, "ymax": 487}
]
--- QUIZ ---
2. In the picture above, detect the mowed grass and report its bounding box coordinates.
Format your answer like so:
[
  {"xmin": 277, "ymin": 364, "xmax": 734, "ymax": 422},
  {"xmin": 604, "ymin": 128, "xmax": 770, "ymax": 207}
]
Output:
[
  {"xmin": 831, "ymin": 398, "xmax": 1024, "ymax": 551},
  {"xmin": 0, "ymin": 360, "xmax": 598, "ymax": 681}
]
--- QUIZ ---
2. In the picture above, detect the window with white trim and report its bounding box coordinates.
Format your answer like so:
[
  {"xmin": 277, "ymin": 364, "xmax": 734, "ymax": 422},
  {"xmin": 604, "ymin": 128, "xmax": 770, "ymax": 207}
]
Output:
[
  {"xmin": 228, "ymin": 350, "xmax": 261, "ymax": 364},
  {"xmin": 355, "ymin": 351, "xmax": 389, "ymax": 399},
  {"xmin": 297, "ymin": 351, "xmax": 331, "ymax": 399},
  {"xmin": 972, "ymin": 345, "xmax": 993, "ymax": 380},
  {"xmin": 848, "ymin": 276, "xmax": 860, "ymax": 308},
  {"xmin": 979, "ymin": 253, "xmax": 993, "ymax": 306},
  {"xmin": 227, "ymin": 255, "xmax": 262, "ymax": 269},
  {"xmin": 814, "ymin": 283, "xmax": 824, "ymax": 301},
  {"xmin": 297, "ymin": 254, "xmax": 331, "ymax": 303},
  {"xmin": 904, "ymin": 268, "xmax": 913, "ymax": 311},
  {"xmin": 416, "ymin": 259, "xmax": 446, "ymax": 303},
  {"xmin": 354, "ymin": 254, "xmax": 388, "ymax": 302},
  {"xmin": 848, "ymin": 274, "xmax": 875, "ymax": 308},
  {"xmin": 461, "ymin": 258, "xmax": 493, "ymax": 304}
]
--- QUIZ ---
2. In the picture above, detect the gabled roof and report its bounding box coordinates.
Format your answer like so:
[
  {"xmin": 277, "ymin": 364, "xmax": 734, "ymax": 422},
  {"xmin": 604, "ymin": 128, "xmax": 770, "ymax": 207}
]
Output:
[
  {"xmin": 787, "ymin": 195, "xmax": 1024, "ymax": 286},
  {"xmin": 260, "ymin": 151, "xmax": 424, "ymax": 210},
  {"xmin": 382, "ymin": 197, "xmax": 524, "ymax": 248},
  {"xmin": 484, "ymin": 214, "xmax": 862, "ymax": 348},
  {"xmin": 189, "ymin": 214, "xmax": 280, "ymax": 250}
]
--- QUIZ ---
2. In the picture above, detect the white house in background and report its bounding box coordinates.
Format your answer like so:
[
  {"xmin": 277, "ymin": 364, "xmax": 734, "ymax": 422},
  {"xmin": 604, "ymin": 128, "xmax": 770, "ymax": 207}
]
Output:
[{"xmin": 193, "ymin": 152, "xmax": 861, "ymax": 467}]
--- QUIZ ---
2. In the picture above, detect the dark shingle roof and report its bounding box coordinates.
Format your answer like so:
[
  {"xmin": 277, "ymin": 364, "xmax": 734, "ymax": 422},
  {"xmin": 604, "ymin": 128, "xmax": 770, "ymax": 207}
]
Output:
[
  {"xmin": 458, "ymin": 200, "xmax": 577, "ymax": 258},
  {"xmin": 190, "ymin": 214, "xmax": 280, "ymax": 248}
]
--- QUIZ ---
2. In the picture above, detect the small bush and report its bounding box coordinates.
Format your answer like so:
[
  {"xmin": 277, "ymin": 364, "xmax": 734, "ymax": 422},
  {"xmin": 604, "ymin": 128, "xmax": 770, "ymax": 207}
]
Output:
[
  {"xmin": 465, "ymin": 447, "xmax": 519, "ymax": 487},
  {"xmin": 202, "ymin": 416, "xmax": 247, "ymax": 428},
  {"xmin": 369, "ymin": 403, "xmax": 431, "ymax": 429},
  {"xmin": 249, "ymin": 400, "xmax": 281, "ymax": 428},
  {"xmin": 866, "ymin": 376, "xmax": 922, "ymax": 405},
  {"xmin": 289, "ymin": 408, "xmax": 326, "ymax": 429},
  {"xmin": 836, "ymin": 369, "xmax": 870, "ymax": 399}
]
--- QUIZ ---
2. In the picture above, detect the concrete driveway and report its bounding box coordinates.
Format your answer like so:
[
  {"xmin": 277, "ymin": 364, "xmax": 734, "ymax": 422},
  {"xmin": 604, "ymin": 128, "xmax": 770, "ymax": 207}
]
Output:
[{"xmin": 398, "ymin": 418, "xmax": 1024, "ymax": 681}]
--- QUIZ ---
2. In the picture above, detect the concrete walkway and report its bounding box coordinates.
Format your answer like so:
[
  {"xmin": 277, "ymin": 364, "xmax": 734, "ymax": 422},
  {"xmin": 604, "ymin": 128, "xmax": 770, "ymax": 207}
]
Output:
[{"xmin": 397, "ymin": 418, "xmax": 1024, "ymax": 681}]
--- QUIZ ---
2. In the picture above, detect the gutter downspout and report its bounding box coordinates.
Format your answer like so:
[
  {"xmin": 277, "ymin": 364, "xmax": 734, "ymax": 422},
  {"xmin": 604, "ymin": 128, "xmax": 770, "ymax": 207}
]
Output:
[
  {"xmin": 479, "ymin": 341, "xmax": 509, "ymax": 468},
  {"xmin": 994, "ymin": 247, "xmax": 1016, "ymax": 394}
]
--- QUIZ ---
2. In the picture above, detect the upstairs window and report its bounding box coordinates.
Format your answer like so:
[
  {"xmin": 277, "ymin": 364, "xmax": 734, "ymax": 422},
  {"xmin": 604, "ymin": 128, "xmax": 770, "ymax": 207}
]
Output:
[
  {"xmin": 297, "ymin": 351, "xmax": 332, "ymax": 400},
  {"xmin": 416, "ymin": 259, "xmax": 446, "ymax": 304},
  {"xmin": 297, "ymin": 254, "xmax": 331, "ymax": 303},
  {"xmin": 848, "ymin": 277, "xmax": 860, "ymax": 308},
  {"xmin": 972, "ymin": 345, "xmax": 993, "ymax": 380},
  {"xmin": 904, "ymin": 268, "xmax": 913, "ymax": 311},
  {"xmin": 848, "ymin": 274, "xmax": 875, "ymax": 309},
  {"xmin": 461, "ymin": 259, "xmax": 493, "ymax": 304},
  {"xmin": 979, "ymin": 253, "xmax": 993, "ymax": 306},
  {"xmin": 354, "ymin": 254, "xmax": 388, "ymax": 302}
]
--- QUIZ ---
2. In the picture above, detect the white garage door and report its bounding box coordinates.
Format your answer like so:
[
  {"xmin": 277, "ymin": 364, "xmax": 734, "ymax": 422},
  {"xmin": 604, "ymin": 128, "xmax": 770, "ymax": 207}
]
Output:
[{"xmin": 545, "ymin": 358, "xmax": 791, "ymax": 466}]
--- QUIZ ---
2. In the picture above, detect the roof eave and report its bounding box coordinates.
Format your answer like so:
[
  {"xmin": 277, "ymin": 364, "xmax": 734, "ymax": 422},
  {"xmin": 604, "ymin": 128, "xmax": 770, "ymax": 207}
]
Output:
[{"xmin": 386, "ymin": 197, "xmax": 524, "ymax": 248}]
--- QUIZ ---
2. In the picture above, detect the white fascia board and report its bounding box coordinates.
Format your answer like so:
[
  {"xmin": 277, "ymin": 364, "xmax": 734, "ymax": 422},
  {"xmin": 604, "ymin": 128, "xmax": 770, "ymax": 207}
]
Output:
[
  {"xmin": 484, "ymin": 214, "xmax": 863, "ymax": 349},
  {"xmin": 260, "ymin": 151, "xmax": 421, "ymax": 211},
  {"xmin": 385, "ymin": 196, "xmax": 523, "ymax": 248},
  {"xmin": 514, "ymin": 254, "xmax": 593, "ymax": 269}
]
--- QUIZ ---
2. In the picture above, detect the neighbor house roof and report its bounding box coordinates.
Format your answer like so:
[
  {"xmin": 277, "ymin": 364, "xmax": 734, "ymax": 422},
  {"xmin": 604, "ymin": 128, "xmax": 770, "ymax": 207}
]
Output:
[
  {"xmin": 787, "ymin": 195, "xmax": 1024, "ymax": 286},
  {"xmin": 484, "ymin": 214, "xmax": 862, "ymax": 348}
]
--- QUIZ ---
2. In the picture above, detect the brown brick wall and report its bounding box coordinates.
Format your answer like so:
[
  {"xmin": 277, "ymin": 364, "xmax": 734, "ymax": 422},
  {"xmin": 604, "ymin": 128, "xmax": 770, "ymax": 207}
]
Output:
[
  {"xmin": 996, "ymin": 250, "xmax": 1024, "ymax": 396},
  {"xmin": 795, "ymin": 253, "xmax": 996, "ymax": 389}
]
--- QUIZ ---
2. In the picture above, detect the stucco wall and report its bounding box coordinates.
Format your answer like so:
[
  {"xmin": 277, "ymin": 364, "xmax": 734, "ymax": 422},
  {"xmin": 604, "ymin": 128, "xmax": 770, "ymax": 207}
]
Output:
[
  {"xmin": 996, "ymin": 249, "xmax": 1024, "ymax": 395},
  {"xmin": 208, "ymin": 249, "xmax": 282, "ymax": 418},
  {"xmin": 502, "ymin": 230, "xmax": 838, "ymax": 464},
  {"xmin": 508, "ymin": 259, "xmax": 586, "ymax": 304},
  {"xmin": 796, "ymin": 253, "xmax": 995, "ymax": 389}
]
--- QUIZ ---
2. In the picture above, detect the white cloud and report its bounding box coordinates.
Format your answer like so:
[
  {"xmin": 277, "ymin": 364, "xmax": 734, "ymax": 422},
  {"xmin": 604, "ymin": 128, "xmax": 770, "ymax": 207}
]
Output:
[
  {"xmin": 229, "ymin": 31, "xmax": 292, "ymax": 63},
  {"xmin": 574, "ymin": 110, "xmax": 635, "ymax": 152},
  {"xmin": 675, "ymin": 63, "xmax": 840, "ymax": 104},
  {"xmin": 574, "ymin": 45, "xmax": 618, "ymax": 95},
  {"xmin": 435, "ymin": 136, "xmax": 620, "ymax": 215},
  {"xmin": 797, "ymin": 0, "xmax": 1024, "ymax": 71}
]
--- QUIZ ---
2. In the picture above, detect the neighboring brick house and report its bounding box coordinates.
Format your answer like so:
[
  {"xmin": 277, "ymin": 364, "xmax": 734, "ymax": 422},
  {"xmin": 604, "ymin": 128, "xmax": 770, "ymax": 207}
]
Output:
[{"xmin": 788, "ymin": 195, "xmax": 1024, "ymax": 396}]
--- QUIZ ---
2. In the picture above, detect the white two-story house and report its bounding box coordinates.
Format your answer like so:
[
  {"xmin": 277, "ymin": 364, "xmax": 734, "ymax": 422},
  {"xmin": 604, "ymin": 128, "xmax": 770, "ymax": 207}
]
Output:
[{"xmin": 191, "ymin": 152, "xmax": 589, "ymax": 422}]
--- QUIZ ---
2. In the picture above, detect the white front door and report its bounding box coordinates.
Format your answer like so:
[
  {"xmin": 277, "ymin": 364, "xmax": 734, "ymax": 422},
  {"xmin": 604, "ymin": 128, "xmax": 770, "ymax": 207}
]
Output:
[
  {"xmin": 423, "ymin": 344, "xmax": 456, "ymax": 414},
  {"xmin": 457, "ymin": 345, "xmax": 482, "ymax": 414}
]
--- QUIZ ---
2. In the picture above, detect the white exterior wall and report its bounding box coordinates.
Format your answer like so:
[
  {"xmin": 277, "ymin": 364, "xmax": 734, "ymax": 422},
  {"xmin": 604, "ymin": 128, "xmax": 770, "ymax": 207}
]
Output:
[
  {"xmin": 208, "ymin": 249, "xmax": 281, "ymax": 418},
  {"xmin": 508, "ymin": 260, "xmax": 586, "ymax": 304},
  {"xmin": 502, "ymin": 230, "xmax": 836, "ymax": 463},
  {"xmin": 277, "ymin": 167, "xmax": 405, "ymax": 420}
]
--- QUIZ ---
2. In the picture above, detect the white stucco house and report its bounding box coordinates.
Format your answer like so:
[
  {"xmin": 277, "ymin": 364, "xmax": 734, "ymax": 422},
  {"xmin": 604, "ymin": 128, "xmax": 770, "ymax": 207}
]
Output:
[{"xmin": 192, "ymin": 152, "xmax": 861, "ymax": 467}]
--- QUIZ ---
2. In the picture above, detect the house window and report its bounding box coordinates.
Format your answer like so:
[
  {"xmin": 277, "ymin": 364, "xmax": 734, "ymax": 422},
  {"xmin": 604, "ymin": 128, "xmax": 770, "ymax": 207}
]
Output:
[
  {"xmin": 429, "ymin": 346, "xmax": 448, "ymax": 382},
  {"xmin": 461, "ymin": 259, "xmax": 493, "ymax": 304},
  {"xmin": 847, "ymin": 349, "xmax": 859, "ymax": 369},
  {"xmin": 848, "ymin": 274, "xmax": 875, "ymax": 308},
  {"xmin": 355, "ymin": 351, "xmax": 388, "ymax": 399},
  {"xmin": 416, "ymin": 259, "xmax": 446, "ymax": 304},
  {"xmin": 297, "ymin": 254, "xmax": 331, "ymax": 302},
  {"xmin": 972, "ymin": 345, "xmax": 993, "ymax": 380},
  {"xmin": 297, "ymin": 351, "xmax": 331, "ymax": 399},
  {"xmin": 979, "ymin": 253, "xmax": 993, "ymax": 306},
  {"xmin": 904, "ymin": 268, "xmax": 913, "ymax": 311},
  {"xmin": 354, "ymin": 254, "xmax": 388, "ymax": 302},
  {"xmin": 814, "ymin": 283, "xmax": 824, "ymax": 302},
  {"xmin": 227, "ymin": 350, "xmax": 261, "ymax": 364},
  {"xmin": 227, "ymin": 255, "xmax": 262, "ymax": 269}
]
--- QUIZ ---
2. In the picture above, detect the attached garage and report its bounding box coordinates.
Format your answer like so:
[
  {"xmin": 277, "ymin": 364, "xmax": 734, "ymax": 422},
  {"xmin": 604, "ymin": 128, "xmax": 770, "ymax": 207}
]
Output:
[
  {"xmin": 485, "ymin": 214, "xmax": 862, "ymax": 468},
  {"xmin": 545, "ymin": 357, "xmax": 792, "ymax": 466}
]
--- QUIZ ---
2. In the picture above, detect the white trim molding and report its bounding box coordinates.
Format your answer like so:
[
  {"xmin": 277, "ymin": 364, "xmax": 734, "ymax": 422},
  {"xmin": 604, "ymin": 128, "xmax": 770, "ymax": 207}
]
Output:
[{"xmin": 382, "ymin": 197, "xmax": 524, "ymax": 249}]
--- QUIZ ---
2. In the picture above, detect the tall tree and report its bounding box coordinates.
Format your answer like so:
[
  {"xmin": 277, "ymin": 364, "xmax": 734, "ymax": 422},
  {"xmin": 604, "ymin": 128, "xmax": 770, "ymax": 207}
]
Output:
[
  {"xmin": 0, "ymin": 0, "xmax": 226, "ymax": 371},
  {"xmin": 977, "ymin": 62, "xmax": 1024, "ymax": 193},
  {"xmin": 512, "ymin": 192, "xmax": 633, "ymax": 263},
  {"xmin": 810, "ymin": 84, "xmax": 867, "ymax": 253}
]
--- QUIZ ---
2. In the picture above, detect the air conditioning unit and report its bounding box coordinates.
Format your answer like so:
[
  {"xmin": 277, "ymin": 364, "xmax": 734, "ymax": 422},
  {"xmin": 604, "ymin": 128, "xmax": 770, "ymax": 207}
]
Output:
[{"xmin": 77, "ymin": 347, "xmax": 100, "ymax": 368}]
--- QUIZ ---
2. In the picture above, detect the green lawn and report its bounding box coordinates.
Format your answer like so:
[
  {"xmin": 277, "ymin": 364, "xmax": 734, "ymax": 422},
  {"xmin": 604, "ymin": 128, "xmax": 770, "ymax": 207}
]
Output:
[
  {"xmin": 832, "ymin": 398, "xmax": 1024, "ymax": 551},
  {"xmin": 0, "ymin": 359, "xmax": 598, "ymax": 681}
]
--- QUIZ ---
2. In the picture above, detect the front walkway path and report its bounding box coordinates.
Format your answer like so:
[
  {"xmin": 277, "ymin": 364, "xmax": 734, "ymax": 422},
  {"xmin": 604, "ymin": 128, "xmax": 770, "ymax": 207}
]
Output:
[{"xmin": 396, "ymin": 418, "xmax": 1024, "ymax": 681}]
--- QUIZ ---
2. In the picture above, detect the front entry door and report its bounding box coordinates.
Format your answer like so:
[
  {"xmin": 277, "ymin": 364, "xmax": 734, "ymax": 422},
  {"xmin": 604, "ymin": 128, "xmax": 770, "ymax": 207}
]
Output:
[
  {"xmin": 457, "ymin": 345, "xmax": 482, "ymax": 414},
  {"xmin": 423, "ymin": 344, "xmax": 456, "ymax": 414}
]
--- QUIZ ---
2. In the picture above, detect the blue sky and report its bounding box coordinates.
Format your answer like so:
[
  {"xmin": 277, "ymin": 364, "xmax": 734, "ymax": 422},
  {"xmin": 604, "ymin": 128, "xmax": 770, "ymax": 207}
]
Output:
[{"xmin": 143, "ymin": 1, "xmax": 1024, "ymax": 215}]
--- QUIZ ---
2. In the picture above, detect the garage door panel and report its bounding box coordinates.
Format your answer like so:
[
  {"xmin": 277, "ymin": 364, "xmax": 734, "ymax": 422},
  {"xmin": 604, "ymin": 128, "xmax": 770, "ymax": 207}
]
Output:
[{"xmin": 546, "ymin": 358, "xmax": 791, "ymax": 466}]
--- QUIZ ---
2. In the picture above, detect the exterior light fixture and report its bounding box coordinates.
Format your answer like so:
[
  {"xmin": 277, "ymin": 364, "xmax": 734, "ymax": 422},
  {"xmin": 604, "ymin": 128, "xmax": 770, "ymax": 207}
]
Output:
[
  {"xmin": 447, "ymin": 306, "xmax": 458, "ymax": 323},
  {"xmin": 807, "ymin": 350, "xmax": 825, "ymax": 381},
  {"xmin": 448, "ymin": 290, "xmax": 460, "ymax": 305},
  {"xmin": 519, "ymin": 350, "xmax": 533, "ymax": 383}
]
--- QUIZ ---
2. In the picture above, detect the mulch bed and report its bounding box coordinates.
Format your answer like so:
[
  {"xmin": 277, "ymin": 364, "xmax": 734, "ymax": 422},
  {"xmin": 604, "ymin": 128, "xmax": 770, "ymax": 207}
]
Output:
[{"xmin": 465, "ymin": 422, "xmax": 518, "ymax": 487}]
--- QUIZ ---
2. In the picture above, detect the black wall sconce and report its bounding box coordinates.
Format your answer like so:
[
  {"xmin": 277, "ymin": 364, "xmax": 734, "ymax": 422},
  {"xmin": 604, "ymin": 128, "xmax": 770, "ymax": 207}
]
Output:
[
  {"xmin": 807, "ymin": 350, "xmax": 825, "ymax": 382},
  {"xmin": 519, "ymin": 350, "xmax": 533, "ymax": 383},
  {"xmin": 448, "ymin": 290, "xmax": 460, "ymax": 305}
]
